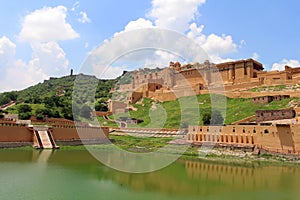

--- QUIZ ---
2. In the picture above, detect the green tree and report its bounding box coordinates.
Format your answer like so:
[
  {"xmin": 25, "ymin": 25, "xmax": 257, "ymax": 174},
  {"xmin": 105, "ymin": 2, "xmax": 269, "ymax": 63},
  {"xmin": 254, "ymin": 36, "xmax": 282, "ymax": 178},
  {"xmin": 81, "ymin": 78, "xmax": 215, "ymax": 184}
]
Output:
[
  {"xmin": 211, "ymin": 110, "xmax": 224, "ymax": 125},
  {"xmin": 0, "ymin": 95, "xmax": 10, "ymax": 105},
  {"xmin": 19, "ymin": 112, "xmax": 31, "ymax": 120},
  {"xmin": 18, "ymin": 104, "xmax": 32, "ymax": 113},
  {"xmin": 202, "ymin": 112, "xmax": 211, "ymax": 125},
  {"xmin": 80, "ymin": 104, "xmax": 92, "ymax": 119},
  {"xmin": 202, "ymin": 110, "xmax": 224, "ymax": 125}
]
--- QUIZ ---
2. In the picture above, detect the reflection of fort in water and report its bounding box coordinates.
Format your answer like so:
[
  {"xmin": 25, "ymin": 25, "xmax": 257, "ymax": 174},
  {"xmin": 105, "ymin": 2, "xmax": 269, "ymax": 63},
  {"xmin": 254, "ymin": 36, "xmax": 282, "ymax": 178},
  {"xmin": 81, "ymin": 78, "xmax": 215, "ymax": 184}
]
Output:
[{"xmin": 185, "ymin": 160, "xmax": 300, "ymax": 190}]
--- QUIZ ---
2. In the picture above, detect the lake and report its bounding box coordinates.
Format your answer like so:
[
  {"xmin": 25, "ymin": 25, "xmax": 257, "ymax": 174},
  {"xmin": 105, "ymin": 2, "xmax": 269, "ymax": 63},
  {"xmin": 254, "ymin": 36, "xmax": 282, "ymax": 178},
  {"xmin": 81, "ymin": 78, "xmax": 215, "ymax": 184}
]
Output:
[{"xmin": 0, "ymin": 149, "xmax": 299, "ymax": 200}]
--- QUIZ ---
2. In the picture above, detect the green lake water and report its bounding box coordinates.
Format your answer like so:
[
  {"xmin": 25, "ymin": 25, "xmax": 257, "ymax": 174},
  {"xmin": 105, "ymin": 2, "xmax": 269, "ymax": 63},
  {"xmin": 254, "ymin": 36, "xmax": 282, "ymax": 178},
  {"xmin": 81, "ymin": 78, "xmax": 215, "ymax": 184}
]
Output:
[{"xmin": 0, "ymin": 149, "xmax": 300, "ymax": 200}]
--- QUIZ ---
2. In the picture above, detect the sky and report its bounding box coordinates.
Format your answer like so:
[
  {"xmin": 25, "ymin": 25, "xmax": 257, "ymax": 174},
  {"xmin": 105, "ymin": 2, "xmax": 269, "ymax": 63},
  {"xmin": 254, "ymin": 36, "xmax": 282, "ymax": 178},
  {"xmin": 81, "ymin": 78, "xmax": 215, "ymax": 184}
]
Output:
[{"xmin": 0, "ymin": 0, "xmax": 300, "ymax": 92}]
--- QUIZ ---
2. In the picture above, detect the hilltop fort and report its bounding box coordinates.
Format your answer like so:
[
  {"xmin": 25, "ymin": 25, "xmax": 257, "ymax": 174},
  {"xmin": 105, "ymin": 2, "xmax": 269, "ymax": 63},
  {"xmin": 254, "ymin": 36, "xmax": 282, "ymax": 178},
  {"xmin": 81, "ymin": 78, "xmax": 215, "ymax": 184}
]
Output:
[{"xmin": 116, "ymin": 58, "xmax": 300, "ymax": 103}]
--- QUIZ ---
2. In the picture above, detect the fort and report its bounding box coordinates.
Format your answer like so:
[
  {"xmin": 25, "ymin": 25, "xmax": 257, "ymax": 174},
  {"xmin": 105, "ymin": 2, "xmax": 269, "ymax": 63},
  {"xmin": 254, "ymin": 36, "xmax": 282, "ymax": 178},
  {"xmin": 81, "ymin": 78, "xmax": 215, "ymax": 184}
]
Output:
[
  {"xmin": 111, "ymin": 58, "xmax": 300, "ymax": 155},
  {"xmin": 116, "ymin": 58, "xmax": 300, "ymax": 104}
]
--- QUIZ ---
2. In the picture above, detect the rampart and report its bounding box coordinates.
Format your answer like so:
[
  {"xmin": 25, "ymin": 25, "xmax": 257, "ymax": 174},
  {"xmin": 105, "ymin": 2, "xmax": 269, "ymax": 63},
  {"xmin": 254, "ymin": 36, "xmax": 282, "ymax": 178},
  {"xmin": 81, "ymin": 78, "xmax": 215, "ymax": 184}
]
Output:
[
  {"xmin": 187, "ymin": 124, "xmax": 300, "ymax": 154},
  {"xmin": 0, "ymin": 122, "xmax": 110, "ymax": 147}
]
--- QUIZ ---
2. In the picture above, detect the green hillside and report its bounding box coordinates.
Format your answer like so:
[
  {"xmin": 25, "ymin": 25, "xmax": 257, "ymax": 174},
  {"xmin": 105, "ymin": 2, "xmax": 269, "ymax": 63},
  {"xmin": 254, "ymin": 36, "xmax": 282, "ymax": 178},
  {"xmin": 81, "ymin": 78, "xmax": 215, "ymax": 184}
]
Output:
[
  {"xmin": 107, "ymin": 94, "xmax": 297, "ymax": 128},
  {"xmin": 0, "ymin": 74, "xmax": 116, "ymax": 120}
]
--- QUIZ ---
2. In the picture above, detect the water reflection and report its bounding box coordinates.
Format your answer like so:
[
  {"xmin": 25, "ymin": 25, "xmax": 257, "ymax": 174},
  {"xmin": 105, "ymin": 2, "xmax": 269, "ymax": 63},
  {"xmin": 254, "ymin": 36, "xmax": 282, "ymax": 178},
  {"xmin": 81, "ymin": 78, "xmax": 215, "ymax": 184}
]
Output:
[{"xmin": 0, "ymin": 149, "xmax": 300, "ymax": 200}]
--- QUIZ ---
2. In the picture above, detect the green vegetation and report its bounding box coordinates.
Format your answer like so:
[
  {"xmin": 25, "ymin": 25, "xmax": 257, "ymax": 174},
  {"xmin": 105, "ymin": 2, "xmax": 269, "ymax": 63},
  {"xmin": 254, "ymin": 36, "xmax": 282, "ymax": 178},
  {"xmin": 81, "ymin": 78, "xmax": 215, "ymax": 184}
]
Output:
[
  {"xmin": 108, "ymin": 94, "xmax": 297, "ymax": 128},
  {"xmin": 249, "ymin": 84, "xmax": 300, "ymax": 92},
  {"xmin": 0, "ymin": 74, "xmax": 117, "ymax": 120},
  {"xmin": 110, "ymin": 135, "xmax": 173, "ymax": 152}
]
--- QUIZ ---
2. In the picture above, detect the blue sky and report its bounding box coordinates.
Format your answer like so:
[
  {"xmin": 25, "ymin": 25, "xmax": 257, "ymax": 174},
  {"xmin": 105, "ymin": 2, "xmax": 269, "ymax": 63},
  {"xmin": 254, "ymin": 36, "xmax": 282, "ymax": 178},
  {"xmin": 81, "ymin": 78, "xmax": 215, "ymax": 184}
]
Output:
[{"xmin": 0, "ymin": 0, "xmax": 299, "ymax": 92}]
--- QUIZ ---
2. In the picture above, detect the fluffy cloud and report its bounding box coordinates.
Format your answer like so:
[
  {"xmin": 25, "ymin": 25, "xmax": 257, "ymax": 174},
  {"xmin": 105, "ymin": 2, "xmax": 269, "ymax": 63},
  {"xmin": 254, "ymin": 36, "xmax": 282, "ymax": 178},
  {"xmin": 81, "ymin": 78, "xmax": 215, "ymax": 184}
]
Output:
[
  {"xmin": 186, "ymin": 23, "xmax": 237, "ymax": 63},
  {"xmin": 0, "ymin": 37, "xmax": 46, "ymax": 91},
  {"xmin": 0, "ymin": 36, "xmax": 16, "ymax": 66},
  {"xmin": 272, "ymin": 59, "xmax": 300, "ymax": 71},
  {"xmin": 124, "ymin": 18, "xmax": 154, "ymax": 32},
  {"xmin": 29, "ymin": 42, "xmax": 69, "ymax": 75},
  {"xmin": 0, "ymin": 36, "xmax": 70, "ymax": 92},
  {"xmin": 149, "ymin": 0, "xmax": 205, "ymax": 32},
  {"xmin": 104, "ymin": 0, "xmax": 238, "ymax": 70},
  {"xmin": 78, "ymin": 11, "xmax": 91, "ymax": 23},
  {"xmin": 19, "ymin": 6, "xmax": 79, "ymax": 42}
]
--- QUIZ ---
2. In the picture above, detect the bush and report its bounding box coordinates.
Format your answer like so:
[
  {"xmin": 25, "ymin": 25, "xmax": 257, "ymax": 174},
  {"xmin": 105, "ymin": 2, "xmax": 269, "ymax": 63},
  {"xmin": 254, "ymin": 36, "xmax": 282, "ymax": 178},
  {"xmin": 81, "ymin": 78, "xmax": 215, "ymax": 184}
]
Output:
[
  {"xmin": 19, "ymin": 112, "xmax": 31, "ymax": 120},
  {"xmin": 18, "ymin": 104, "xmax": 32, "ymax": 113},
  {"xmin": 202, "ymin": 110, "xmax": 224, "ymax": 125},
  {"xmin": 80, "ymin": 104, "xmax": 92, "ymax": 119}
]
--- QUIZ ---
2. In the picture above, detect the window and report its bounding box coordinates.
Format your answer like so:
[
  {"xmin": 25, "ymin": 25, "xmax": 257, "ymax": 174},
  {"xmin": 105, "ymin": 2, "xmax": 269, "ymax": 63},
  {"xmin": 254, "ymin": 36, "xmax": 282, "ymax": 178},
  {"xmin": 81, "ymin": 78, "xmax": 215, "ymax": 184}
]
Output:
[{"xmin": 264, "ymin": 129, "xmax": 269, "ymax": 134}]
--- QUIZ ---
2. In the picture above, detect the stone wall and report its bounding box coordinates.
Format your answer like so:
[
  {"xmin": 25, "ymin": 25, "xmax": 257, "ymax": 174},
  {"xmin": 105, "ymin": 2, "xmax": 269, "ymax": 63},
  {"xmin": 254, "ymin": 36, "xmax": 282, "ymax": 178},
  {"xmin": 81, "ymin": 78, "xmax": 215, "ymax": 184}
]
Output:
[
  {"xmin": 0, "ymin": 123, "xmax": 110, "ymax": 146},
  {"xmin": 0, "ymin": 125, "xmax": 32, "ymax": 142},
  {"xmin": 256, "ymin": 109, "xmax": 295, "ymax": 122},
  {"xmin": 187, "ymin": 124, "xmax": 300, "ymax": 154}
]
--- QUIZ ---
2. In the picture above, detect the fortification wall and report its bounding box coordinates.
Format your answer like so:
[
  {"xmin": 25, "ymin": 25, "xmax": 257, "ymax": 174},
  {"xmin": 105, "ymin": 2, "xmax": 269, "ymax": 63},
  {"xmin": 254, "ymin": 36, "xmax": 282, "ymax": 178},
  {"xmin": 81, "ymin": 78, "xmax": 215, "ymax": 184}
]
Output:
[
  {"xmin": 188, "ymin": 124, "xmax": 300, "ymax": 154},
  {"xmin": 52, "ymin": 126, "xmax": 109, "ymax": 141},
  {"xmin": 0, "ymin": 125, "xmax": 32, "ymax": 142},
  {"xmin": 0, "ymin": 124, "xmax": 110, "ymax": 146}
]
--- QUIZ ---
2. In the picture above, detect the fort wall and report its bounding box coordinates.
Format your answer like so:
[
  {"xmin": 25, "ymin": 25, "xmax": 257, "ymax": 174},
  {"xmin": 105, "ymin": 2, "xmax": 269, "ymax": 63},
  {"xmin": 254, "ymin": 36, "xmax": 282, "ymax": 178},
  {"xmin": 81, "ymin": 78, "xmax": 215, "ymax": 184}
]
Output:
[
  {"xmin": 0, "ymin": 123, "xmax": 110, "ymax": 147},
  {"xmin": 188, "ymin": 124, "xmax": 300, "ymax": 154}
]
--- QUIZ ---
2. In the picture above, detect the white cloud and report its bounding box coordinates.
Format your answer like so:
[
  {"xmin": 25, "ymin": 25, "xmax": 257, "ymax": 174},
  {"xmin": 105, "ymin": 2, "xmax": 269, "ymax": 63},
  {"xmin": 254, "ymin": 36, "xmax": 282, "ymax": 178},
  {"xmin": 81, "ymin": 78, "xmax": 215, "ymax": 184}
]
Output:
[
  {"xmin": 149, "ymin": 0, "xmax": 205, "ymax": 32},
  {"xmin": 78, "ymin": 11, "xmax": 91, "ymax": 23},
  {"xmin": 201, "ymin": 34, "xmax": 237, "ymax": 57},
  {"xmin": 252, "ymin": 52, "xmax": 259, "ymax": 60},
  {"xmin": 86, "ymin": 0, "xmax": 240, "ymax": 79},
  {"xmin": 186, "ymin": 23, "xmax": 238, "ymax": 63},
  {"xmin": 0, "ymin": 36, "xmax": 69, "ymax": 92},
  {"xmin": 0, "ymin": 37, "xmax": 47, "ymax": 91},
  {"xmin": 124, "ymin": 18, "xmax": 154, "ymax": 32},
  {"xmin": 19, "ymin": 6, "xmax": 79, "ymax": 42},
  {"xmin": 272, "ymin": 59, "xmax": 300, "ymax": 71},
  {"xmin": 30, "ymin": 41, "xmax": 69, "ymax": 75},
  {"xmin": 0, "ymin": 36, "xmax": 16, "ymax": 66},
  {"xmin": 71, "ymin": 1, "xmax": 80, "ymax": 11}
]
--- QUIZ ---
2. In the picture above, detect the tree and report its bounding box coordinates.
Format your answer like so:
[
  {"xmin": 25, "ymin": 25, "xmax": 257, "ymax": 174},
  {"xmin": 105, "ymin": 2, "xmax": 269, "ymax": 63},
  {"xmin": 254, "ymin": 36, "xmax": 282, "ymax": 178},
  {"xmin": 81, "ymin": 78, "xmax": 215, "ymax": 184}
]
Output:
[
  {"xmin": 202, "ymin": 110, "xmax": 224, "ymax": 125},
  {"xmin": 17, "ymin": 104, "xmax": 32, "ymax": 120},
  {"xmin": 202, "ymin": 112, "xmax": 211, "ymax": 125},
  {"xmin": 211, "ymin": 110, "xmax": 224, "ymax": 125},
  {"xmin": 95, "ymin": 99, "xmax": 108, "ymax": 111},
  {"xmin": 18, "ymin": 104, "xmax": 32, "ymax": 113},
  {"xmin": 80, "ymin": 104, "xmax": 92, "ymax": 119},
  {"xmin": 19, "ymin": 112, "xmax": 31, "ymax": 120}
]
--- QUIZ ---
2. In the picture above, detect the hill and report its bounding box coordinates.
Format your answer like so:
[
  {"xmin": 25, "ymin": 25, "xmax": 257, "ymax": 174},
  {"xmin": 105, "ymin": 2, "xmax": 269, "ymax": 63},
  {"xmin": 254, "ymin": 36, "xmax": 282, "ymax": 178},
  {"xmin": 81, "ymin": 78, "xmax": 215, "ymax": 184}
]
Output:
[
  {"xmin": 103, "ymin": 94, "xmax": 298, "ymax": 128},
  {"xmin": 0, "ymin": 74, "xmax": 116, "ymax": 120}
]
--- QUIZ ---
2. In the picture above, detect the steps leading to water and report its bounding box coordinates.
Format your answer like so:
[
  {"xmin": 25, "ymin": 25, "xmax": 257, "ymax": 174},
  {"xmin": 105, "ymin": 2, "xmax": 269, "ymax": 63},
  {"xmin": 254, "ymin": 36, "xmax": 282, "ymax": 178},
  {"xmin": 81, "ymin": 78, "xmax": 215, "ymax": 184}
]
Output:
[{"xmin": 33, "ymin": 128, "xmax": 59, "ymax": 149}]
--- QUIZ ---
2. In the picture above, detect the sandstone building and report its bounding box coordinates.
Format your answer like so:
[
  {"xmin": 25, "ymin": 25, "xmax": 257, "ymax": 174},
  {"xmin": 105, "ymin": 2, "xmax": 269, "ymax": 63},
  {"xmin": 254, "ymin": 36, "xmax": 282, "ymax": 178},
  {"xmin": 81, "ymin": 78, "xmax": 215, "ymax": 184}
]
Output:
[{"xmin": 116, "ymin": 58, "xmax": 300, "ymax": 105}]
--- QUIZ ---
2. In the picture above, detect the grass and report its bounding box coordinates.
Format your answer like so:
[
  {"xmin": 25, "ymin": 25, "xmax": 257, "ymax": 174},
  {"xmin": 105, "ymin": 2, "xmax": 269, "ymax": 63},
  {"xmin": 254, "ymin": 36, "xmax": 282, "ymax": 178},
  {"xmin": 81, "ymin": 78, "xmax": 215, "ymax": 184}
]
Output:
[
  {"xmin": 109, "ymin": 135, "xmax": 174, "ymax": 152},
  {"xmin": 105, "ymin": 95, "xmax": 297, "ymax": 128}
]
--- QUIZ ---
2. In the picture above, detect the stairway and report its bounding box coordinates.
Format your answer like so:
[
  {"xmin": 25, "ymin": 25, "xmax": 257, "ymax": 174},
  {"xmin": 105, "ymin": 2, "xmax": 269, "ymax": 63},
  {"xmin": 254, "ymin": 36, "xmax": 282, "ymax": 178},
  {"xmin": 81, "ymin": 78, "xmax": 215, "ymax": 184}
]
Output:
[{"xmin": 34, "ymin": 130, "xmax": 59, "ymax": 149}]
